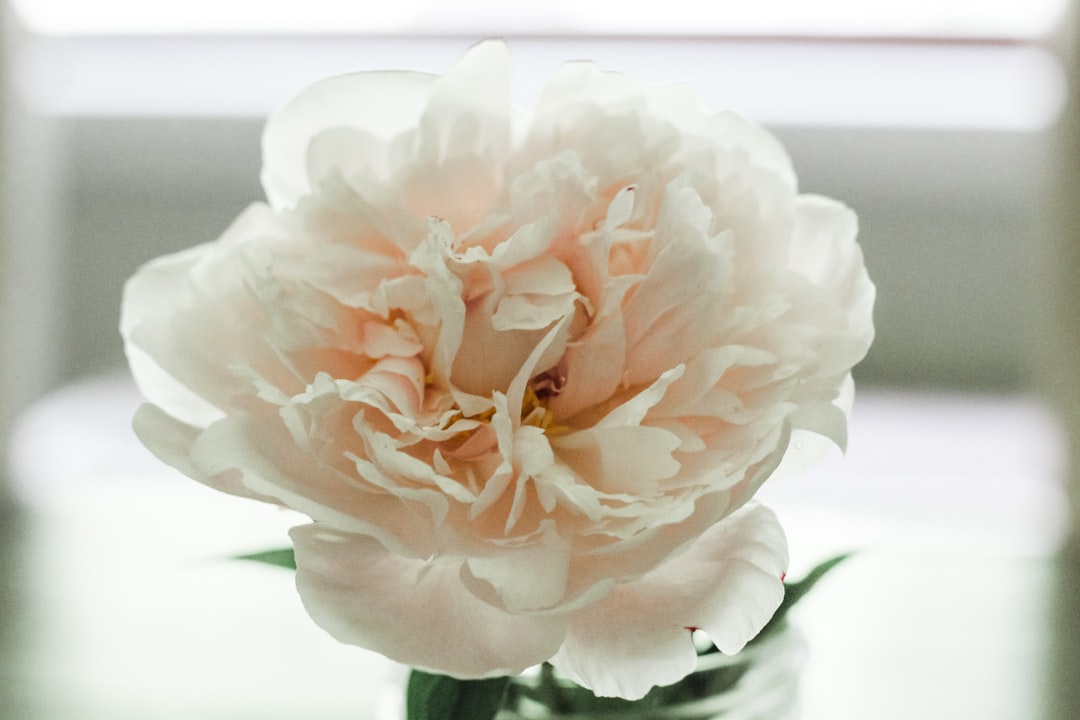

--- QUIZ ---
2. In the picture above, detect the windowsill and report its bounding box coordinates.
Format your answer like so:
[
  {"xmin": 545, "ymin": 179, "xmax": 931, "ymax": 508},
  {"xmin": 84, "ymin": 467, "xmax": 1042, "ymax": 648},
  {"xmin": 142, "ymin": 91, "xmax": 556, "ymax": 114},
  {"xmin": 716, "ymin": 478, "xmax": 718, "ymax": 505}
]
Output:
[{"xmin": 15, "ymin": 34, "xmax": 1066, "ymax": 131}]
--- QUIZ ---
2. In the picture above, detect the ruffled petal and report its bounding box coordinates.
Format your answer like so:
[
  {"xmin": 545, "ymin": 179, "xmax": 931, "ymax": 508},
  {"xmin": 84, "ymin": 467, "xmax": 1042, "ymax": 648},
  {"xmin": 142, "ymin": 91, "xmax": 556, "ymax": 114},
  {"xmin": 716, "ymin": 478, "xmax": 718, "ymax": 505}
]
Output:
[
  {"xmin": 262, "ymin": 70, "xmax": 436, "ymax": 209},
  {"xmin": 621, "ymin": 185, "xmax": 730, "ymax": 386},
  {"xmin": 550, "ymin": 503, "xmax": 787, "ymax": 699},
  {"xmin": 291, "ymin": 525, "xmax": 568, "ymax": 677},
  {"xmin": 188, "ymin": 412, "xmax": 440, "ymax": 560}
]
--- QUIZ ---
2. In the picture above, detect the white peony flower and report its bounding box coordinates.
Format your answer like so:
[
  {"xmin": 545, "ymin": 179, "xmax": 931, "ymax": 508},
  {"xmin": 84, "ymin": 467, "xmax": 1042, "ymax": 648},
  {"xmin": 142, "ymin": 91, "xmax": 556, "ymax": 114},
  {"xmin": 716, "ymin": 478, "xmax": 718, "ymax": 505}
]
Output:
[{"xmin": 121, "ymin": 40, "xmax": 874, "ymax": 700}]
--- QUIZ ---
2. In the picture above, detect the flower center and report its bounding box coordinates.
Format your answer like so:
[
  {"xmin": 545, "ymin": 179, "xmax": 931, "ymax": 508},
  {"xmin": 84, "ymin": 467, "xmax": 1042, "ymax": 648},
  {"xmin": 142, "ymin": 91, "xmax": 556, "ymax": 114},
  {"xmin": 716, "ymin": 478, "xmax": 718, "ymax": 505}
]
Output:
[
  {"xmin": 448, "ymin": 371, "xmax": 568, "ymax": 439},
  {"xmin": 520, "ymin": 384, "xmax": 562, "ymax": 433}
]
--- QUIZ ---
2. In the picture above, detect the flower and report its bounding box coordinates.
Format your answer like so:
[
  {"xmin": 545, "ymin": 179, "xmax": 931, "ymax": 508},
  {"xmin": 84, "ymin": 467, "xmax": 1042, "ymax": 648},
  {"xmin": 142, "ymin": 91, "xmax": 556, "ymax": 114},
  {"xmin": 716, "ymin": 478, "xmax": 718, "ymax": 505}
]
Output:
[{"xmin": 121, "ymin": 40, "xmax": 874, "ymax": 700}]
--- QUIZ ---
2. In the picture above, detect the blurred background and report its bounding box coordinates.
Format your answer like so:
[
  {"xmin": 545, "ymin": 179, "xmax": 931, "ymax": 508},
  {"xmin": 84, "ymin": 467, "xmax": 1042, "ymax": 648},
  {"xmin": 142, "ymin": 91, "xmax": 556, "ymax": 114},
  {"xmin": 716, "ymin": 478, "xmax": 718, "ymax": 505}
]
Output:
[{"xmin": 1, "ymin": 1, "xmax": 1078, "ymax": 718}]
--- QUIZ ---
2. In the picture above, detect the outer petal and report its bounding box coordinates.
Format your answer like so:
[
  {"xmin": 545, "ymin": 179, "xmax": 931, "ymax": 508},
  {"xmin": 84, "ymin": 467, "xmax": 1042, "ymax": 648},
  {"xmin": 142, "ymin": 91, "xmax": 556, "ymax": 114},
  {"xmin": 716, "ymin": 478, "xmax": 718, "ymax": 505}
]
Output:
[
  {"xmin": 530, "ymin": 58, "xmax": 643, "ymax": 135},
  {"xmin": 788, "ymin": 194, "xmax": 876, "ymax": 372},
  {"xmin": 131, "ymin": 403, "xmax": 278, "ymax": 504},
  {"xmin": 291, "ymin": 524, "xmax": 568, "ymax": 677},
  {"xmin": 398, "ymin": 40, "xmax": 512, "ymax": 231},
  {"xmin": 700, "ymin": 111, "xmax": 797, "ymax": 190},
  {"xmin": 415, "ymin": 38, "xmax": 511, "ymax": 162},
  {"xmin": 122, "ymin": 242, "xmax": 227, "ymax": 429},
  {"xmin": 189, "ymin": 411, "xmax": 448, "ymax": 560},
  {"xmin": 550, "ymin": 503, "xmax": 787, "ymax": 699},
  {"xmin": 262, "ymin": 40, "xmax": 512, "ymax": 215},
  {"xmin": 122, "ymin": 203, "xmax": 311, "ymax": 422},
  {"xmin": 772, "ymin": 196, "xmax": 875, "ymax": 472},
  {"xmin": 261, "ymin": 70, "xmax": 436, "ymax": 209}
]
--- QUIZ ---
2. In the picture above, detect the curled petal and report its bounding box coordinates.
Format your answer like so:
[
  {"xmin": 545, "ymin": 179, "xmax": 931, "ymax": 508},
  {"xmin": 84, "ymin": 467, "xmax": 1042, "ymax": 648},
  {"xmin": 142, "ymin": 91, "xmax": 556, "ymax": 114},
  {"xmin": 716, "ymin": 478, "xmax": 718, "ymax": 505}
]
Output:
[{"xmin": 550, "ymin": 503, "xmax": 787, "ymax": 699}]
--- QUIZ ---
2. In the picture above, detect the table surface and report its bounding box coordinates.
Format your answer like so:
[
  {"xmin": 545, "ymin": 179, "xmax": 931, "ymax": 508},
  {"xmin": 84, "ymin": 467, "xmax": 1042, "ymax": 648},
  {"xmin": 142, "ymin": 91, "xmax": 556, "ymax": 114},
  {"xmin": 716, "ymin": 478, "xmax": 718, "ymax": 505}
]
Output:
[{"xmin": 1, "ymin": 375, "xmax": 1076, "ymax": 719}]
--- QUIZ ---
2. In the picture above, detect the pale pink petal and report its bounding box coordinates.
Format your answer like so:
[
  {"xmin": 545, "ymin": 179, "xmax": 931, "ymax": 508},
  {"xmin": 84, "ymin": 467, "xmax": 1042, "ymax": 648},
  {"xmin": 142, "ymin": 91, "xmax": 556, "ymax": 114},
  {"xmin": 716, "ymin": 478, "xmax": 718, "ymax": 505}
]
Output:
[
  {"xmin": 391, "ymin": 40, "xmax": 511, "ymax": 230},
  {"xmin": 621, "ymin": 187, "xmax": 731, "ymax": 385},
  {"xmin": 121, "ymin": 205, "xmax": 277, "ymax": 427},
  {"xmin": 491, "ymin": 292, "xmax": 576, "ymax": 332},
  {"xmin": 594, "ymin": 365, "xmax": 685, "ymax": 429},
  {"xmin": 410, "ymin": 221, "xmax": 467, "ymax": 389},
  {"xmin": 550, "ymin": 503, "xmax": 787, "ymax": 699},
  {"xmin": 503, "ymin": 254, "xmax": 576, "ymax": 296},
  {"xmin": 451, "ymin": 293, "xmax": 561, "ymax": 398},
  {"xmin": 399, "ymin": 154, "xmax": 502, "ymax": 232},
  {"xmin": 545, "ymin": 310, "xmax": 626, "ymax": 420},
  {"xmin": 555, "ymin": 425, "xmax": 681, "ymax": 495},
  {"xmin": 291, "ymin": 525, "xmax": 568, "ymax": 677},
  {"xmin": 358, "ymin": 356, "xmax": 426, "ymax": 416},
  {"xmin": 360, "ymin": 321, "xmax": 423, "ymax": 358},
  {"xmin": 188, "ymin": 412, "xmax": 440, "ymax": 560}
]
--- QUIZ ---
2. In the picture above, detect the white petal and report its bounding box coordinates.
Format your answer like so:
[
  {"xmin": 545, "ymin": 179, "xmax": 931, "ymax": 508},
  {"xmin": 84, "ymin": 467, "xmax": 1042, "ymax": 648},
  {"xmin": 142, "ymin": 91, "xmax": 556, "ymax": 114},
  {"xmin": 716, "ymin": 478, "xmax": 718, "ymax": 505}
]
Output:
[
  {"xmin": 704, "ymin": 111, "xmax": 797, "ymax": 189},
  {"xmin": 603, "ymin": 185, "xmax": 636, "ymax": 229},
  {"xmin": 532, "ymin": 59, "xmax": 641, "ymax": 131},
  {"xmin": 550, "ymin": 503, "xmax": 787, "ymax": 699},
  {"xmin": 122, "ymin": 242, "xmax": 227, "ymax": 429},
  {"xmin": 545, "ymin": 311, "xmax": 626, "ymax": 420},
  {"xmin": 291, "ymin": 525, "xmax": 568, "ymax": 677},
  {"xmin": 790, "ymin": 194, "xmax": 876, "ymax": 362},
  {"xmin": 261, "ymin": 70, "xmax": 436, "ymax": 209},
  {"xmin": 131, "ymin": 403, "xmax": 271, "ymax": 503},
  {"xmin": 491, "ymin": 293, "xmax": 576, "ymax": 332},
  {"xmin": 419, "ymin": 38, "xmax": 511, "ymax": 161},
  {"xmin": 464, "ymin": 532, "xmax": 570, "ymax": 612},
  {"xmin": 772, "ymin": 373, "xmax": 854, "ymax": 480},
  {"xmin": 122, "ymin": 203, "xmax": 322, "ymax": 422}
]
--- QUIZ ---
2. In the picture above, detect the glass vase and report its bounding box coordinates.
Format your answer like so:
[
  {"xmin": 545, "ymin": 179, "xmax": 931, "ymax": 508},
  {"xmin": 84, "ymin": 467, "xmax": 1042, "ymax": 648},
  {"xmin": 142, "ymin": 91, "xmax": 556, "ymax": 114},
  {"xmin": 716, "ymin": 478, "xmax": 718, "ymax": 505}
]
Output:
[{"xmin": 496, "ymin": 626, "xmax": 805, "ymax": 720}]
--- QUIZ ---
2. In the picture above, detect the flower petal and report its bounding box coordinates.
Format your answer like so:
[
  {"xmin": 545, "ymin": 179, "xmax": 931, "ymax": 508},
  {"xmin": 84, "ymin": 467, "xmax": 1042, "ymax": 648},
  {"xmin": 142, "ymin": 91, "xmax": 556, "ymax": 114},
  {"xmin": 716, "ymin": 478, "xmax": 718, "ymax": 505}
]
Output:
[
  {"xmin": 122, "ymin": 242, "xmax": 227, "ymax": 428},
  {"xmin": 789, "ymin": 194, "xmax": 876, "ymax": 372},
  {"xmin": 464, "ymin": 529, "xmax": 571, "ymax": 612},
  {"xmin": 291, "ymin": 525, "xmax": 568, "ymax": 677},
  {"xmin": 131, "ymin": 403, "xmax": 274, "ymax": 503},
  {"xmin": 550, "ymin": 503, "xmax": 787, "ymax": 699},
  {"xmin": 417, "ymin": 38, "xmax": 511, "ymax": 162},
  {"xmin": 261, "ymin": 70, "xmax": 436, "ymax": 209},
  {"xmin": 187, "ymin": 412, "xmax": 441, "ymax": 560}
]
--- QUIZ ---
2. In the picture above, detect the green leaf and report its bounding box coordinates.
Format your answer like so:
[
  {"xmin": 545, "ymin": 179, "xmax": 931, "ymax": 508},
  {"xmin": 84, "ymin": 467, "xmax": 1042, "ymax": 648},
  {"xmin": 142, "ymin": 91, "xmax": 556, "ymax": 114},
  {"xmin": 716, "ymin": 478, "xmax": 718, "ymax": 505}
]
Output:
[
  {"xmin": 755, "ymin": 552, "xmax": 851, "ymax": 642},
  {"xmin": 406, "ymin": 670, "xmax": 510, "ymax": 720},
  {"xmin": 236, "ymin": 548, "xmax": 297, "ymax": 570},
  {"xmin": 781, "ymin": 552, "xmax": 851, "ymax": 611}
]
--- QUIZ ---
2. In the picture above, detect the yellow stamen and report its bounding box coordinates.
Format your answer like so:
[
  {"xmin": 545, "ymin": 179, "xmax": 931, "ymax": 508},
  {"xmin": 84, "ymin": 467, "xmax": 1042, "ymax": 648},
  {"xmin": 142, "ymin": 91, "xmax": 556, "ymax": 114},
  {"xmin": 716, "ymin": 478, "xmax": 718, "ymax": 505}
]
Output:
[{"xmin": 446, "ymin": 381, "xmax": 567, "ymax": 440}]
